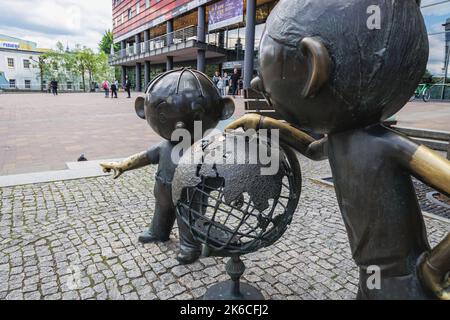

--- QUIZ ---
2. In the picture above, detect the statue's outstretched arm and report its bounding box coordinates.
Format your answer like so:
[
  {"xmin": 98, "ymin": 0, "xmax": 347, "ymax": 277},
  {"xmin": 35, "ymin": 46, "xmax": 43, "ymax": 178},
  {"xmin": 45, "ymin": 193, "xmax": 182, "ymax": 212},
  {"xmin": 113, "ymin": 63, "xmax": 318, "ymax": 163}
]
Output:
[
  {"xmin": 396, "ymin": 141, "xmax": 450, "ymax": 300},
  {"xmin": 401, "ymin": 144, "xmax": 450, "ymax": 198},
  {"xmin": 226, "ymin": 114, "xmax": 328, "ymax": 161},
  {"xmin": 100, "ymin": 145, "xmax": 160, "ymax": 179}
]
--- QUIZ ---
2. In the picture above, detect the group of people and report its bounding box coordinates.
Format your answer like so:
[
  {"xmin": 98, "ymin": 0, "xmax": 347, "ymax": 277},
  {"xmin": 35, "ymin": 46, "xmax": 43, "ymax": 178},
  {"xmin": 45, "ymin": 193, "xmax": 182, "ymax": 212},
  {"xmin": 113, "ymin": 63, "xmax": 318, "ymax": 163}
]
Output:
[
  {"xmin": 102, "ymin": 75, "xmax": 132, "ymax": 99},
  {"xmin": 212, "ymin": 68, "xmax": 242, "ymax": 97}
]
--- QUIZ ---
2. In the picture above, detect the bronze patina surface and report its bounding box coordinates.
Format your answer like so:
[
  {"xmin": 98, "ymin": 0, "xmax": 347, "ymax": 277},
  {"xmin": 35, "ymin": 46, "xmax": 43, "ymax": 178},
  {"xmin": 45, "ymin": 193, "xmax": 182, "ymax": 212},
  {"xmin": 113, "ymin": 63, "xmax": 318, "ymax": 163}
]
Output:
[
  {"xmin": 227, "ymin": 0, "xmax": 449, "ymax": 300},
  {"xmin": 101, "ymin": 68, "xmax": 234, "ymax": 265}
]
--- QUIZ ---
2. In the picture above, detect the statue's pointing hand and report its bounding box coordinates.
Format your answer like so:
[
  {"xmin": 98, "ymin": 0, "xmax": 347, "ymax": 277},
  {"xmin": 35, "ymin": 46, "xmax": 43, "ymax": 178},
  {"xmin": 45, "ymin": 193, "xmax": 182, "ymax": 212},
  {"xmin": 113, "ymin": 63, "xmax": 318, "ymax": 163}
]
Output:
[
  {"xmin": 100, "ymin": 162, "xmax": 124, "ymax": 179},
  {"xmin": 226, "ymin": 114, "xmax": 262, "ymax": 132}
]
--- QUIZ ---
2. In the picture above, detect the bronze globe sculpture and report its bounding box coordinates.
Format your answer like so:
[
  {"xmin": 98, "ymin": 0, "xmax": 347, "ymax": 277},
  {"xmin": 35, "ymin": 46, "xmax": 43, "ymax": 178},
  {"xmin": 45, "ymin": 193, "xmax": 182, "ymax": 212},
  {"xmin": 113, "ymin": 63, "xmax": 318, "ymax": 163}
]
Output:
[{"xmin": 172, "ymin": 132, "xmax": 302, "ymax": 300}]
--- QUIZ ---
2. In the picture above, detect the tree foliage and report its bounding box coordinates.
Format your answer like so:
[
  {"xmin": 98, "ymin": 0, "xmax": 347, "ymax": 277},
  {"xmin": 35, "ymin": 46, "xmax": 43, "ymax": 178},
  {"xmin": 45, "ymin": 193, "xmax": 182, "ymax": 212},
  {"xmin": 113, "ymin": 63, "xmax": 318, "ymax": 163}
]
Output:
[
  {"xmin": 99, "ymin": 30, "xmax": 120, "ymax": 55},
  {"xmin": 33, "ymin": 41, "xmax": 115, "ymax": 91}
]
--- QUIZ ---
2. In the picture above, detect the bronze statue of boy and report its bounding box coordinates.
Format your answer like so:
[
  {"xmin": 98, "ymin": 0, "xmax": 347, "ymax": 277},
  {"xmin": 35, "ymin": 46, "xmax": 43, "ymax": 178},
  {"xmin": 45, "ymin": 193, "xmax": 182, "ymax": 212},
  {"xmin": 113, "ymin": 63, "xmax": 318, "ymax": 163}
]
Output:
[{"xmin": 101, "ymin": 68, "xmax": 234, "ymax": 264}]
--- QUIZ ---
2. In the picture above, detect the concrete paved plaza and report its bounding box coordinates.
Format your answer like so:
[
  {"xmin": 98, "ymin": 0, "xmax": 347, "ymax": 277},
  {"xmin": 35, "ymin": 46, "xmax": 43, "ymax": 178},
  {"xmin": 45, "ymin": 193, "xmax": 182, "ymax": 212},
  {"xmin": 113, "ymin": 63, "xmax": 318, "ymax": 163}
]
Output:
[
  {"xmin": 0, "ymin": 92, "xmax": 448, "ymax": 175},
  {"xmin": 0, "ymin": 92, "xmax": 246, "ymax": 175},
  {"xmin": 0, "ymin": 157, "xmax": 448, "ymax": 300}
]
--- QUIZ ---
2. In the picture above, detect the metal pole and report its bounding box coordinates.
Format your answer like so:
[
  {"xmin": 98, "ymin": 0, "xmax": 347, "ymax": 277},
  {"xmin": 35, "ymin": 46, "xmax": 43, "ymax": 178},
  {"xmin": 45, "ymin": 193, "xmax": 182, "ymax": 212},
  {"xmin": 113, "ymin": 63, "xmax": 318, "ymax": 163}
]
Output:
[
  {"xmin": 197, "ymin": 5, "xmax": 206, "ymax": 73},
  {"xmin": 244, "ymin": 0, "xmax": 256, "ymax": 89},
  {"xmin": 442, "ymin": 45, "xmax": 450, "ymax": 100}
]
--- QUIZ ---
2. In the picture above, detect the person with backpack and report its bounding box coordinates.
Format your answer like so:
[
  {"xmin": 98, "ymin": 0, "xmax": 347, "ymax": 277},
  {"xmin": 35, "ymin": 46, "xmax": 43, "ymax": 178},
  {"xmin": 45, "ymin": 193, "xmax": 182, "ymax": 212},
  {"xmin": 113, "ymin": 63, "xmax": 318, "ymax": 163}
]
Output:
[
  {"xmin": 110, "ymin": 79, "xmax": 118, "ymax": 99},
  {"xmin": 102, "ymin": 80, "xmax": 109, "ymax": 98}
]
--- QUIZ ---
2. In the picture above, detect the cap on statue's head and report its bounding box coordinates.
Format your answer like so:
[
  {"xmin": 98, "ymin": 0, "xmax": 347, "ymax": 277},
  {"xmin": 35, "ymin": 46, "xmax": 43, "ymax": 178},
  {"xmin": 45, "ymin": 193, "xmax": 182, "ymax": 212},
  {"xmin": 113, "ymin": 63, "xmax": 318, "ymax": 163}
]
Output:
[{"xmin": 135, "ymin": 68, "xmax": 235, "ymax": 140}]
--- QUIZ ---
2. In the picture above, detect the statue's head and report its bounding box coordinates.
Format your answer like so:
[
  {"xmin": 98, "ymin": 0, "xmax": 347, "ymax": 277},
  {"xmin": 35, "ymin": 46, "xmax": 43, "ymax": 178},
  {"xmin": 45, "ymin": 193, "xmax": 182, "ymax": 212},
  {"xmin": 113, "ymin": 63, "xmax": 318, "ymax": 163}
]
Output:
[
  {"xmin": 253, "ymin": 0, "xmax": 428, "ymax": 133},
  {"xmin": 135, "ymin": 68, "xmax": 234, "ymax": 140}
]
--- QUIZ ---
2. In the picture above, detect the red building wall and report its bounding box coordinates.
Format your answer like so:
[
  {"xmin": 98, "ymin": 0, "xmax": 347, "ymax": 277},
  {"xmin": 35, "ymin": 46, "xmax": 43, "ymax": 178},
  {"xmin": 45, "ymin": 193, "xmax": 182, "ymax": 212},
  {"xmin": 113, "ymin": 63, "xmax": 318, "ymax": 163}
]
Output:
[{"xmin": 112, "ymin": 0, "xmax": 210, "ymax": 41}]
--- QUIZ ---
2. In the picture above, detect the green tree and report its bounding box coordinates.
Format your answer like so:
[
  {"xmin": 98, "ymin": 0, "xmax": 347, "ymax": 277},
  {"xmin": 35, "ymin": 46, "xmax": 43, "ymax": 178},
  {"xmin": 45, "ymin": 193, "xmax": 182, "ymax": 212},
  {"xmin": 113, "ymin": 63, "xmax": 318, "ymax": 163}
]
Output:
[{"xmin": 99, "ymin": 30, "xmax": 120, "ymax": 55}]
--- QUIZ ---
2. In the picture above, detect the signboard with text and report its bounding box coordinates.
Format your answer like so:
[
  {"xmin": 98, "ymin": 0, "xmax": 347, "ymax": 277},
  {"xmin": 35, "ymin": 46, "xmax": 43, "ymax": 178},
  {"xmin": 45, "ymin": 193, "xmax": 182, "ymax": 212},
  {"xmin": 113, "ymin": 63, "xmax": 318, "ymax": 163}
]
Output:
[
  {"xmin": 208, "ymin": 0, "xmax": 244, "ymax": 31},
  {"xmin": 0, "ymin": 41, "xmax": 20, "ymax": 50}
]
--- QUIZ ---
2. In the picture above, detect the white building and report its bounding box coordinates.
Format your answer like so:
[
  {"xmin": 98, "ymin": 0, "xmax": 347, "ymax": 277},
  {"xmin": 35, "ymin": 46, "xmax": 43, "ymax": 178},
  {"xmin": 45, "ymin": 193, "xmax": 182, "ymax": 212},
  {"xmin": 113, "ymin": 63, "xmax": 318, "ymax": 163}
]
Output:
[{"xmin": 0, "ymin": 34, "xmax": 45, "ymax": 91}]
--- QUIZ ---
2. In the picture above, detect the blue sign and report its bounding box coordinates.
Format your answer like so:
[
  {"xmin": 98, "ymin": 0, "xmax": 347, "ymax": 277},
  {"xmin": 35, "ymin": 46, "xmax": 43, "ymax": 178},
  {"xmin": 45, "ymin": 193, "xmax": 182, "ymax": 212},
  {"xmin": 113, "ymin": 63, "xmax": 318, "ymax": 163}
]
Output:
[
  {"xmin": 208, "ymin": 0, "xmax": 244, "ymax": 31},
  {"xmin": 0, "ymin": 41, "xmax": 20, "ymax": 50}
]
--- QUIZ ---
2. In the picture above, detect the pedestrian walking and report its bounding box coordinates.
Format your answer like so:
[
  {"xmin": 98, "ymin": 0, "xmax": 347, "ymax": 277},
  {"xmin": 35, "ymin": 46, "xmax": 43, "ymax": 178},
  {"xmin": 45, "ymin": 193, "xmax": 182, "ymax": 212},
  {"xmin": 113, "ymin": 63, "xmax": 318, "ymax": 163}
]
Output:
[
  {"xmin": 102, "ymin": 80, "xmax": 110, "ymax": 98},
  {"xmin": 50, "ymin": 80, "xmax": 58, "ymax": 96},
  {"xmin": 230, "ymin": 68, "xmax": 240, "ymax": 97},
  {"xmin": 110, "ymin": 79, "xmax": 118, "ymax": 99},
  {"xmin": 125, "ymin": 76, "xmax": 131, "ymax": 98}
]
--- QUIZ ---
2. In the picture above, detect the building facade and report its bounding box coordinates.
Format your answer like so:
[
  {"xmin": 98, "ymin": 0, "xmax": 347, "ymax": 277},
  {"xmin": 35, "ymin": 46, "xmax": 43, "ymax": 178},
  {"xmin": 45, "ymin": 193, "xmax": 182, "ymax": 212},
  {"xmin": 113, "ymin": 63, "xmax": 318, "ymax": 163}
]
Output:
[
  {"xmin": 0, "ymin": 34, "xmax": 45, "ymax": 91},
  {"xmin": 110, "ymin": 0, "xmax": 278, "ymax": 91}
]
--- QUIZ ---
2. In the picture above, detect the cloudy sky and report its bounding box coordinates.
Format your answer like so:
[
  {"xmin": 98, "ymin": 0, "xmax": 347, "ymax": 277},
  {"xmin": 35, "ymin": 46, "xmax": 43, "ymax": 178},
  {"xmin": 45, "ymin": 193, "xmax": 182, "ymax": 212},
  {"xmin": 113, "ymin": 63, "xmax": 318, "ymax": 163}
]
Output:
[
  {"xmin": 0, "ymin": 0, "xmax": 112, "ymax": 52},
  {"xmin": 0, "ymin": 0, "xmax": 449, "ymax": 75}
]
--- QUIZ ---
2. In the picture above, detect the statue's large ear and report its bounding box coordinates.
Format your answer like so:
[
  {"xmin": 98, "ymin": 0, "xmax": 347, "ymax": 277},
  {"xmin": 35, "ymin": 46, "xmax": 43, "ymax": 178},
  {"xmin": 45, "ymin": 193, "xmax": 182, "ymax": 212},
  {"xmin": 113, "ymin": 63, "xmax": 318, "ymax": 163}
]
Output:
[
  {"xmin": 135, "ymin": 96, "xmax": 146, "ymax": 119},
  {"xmin": 298, "ymin": 37, "xmax": 331, "ymax": 98},
  {"xmin": 221, "ymin": 97, "xmax": 235, "ymax": 120}
]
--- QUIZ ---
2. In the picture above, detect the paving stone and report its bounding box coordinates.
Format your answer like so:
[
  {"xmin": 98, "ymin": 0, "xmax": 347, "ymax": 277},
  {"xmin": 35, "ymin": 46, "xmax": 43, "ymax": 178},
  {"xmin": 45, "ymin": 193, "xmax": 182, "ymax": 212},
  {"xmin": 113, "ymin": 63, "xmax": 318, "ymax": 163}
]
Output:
[{"xmin": 0, "ymin": 161, "xmax": 447, "ymax": 301}]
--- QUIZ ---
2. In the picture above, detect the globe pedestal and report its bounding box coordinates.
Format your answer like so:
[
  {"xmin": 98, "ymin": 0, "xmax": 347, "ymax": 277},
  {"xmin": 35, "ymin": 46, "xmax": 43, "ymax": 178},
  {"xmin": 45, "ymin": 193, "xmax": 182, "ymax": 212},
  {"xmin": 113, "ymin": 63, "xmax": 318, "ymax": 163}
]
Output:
[{"xmin": 203, "ymin": 255, "xmax": 264, "ymax": 300}]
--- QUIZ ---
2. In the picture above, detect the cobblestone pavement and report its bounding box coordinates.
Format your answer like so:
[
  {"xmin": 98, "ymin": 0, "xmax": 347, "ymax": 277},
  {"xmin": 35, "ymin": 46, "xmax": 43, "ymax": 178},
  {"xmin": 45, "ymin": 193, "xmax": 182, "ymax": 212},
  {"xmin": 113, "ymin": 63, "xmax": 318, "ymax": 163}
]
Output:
[{"xmin": 0, "ymin": 157, "xmax": 449, "ymax": 300}]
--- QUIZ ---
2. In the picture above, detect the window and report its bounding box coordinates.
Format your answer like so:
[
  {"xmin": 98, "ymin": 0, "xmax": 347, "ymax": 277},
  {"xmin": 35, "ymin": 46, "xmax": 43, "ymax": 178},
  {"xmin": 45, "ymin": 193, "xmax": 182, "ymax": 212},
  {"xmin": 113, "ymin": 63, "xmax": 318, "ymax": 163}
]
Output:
[
  {"xmin": 7, "ymin": 58, "xmax": 14, "ymax": 68},
  {"xmin": 136, "ymin": 1, "xmax": 140, "ymax": 15},
  {"xmin": 9, "ymin": 79, "xmax": 16, "ymax": 88},
  {"xmin": 146, "ymin": 0, "xmax": 150, "ymax": 9},
  {"xmin": 121, "ymin": 13, "xmax": 124, "ymax": 23},
  {"xmin": 25, "ymin": 80, "xmax": 31, "ymax": 89},
  {"xmin": 128, "ymin": 8, "xmax": 132, "ymax": 20},
  {"xmin": 67, "ymin": 81, "xmax": 73, "ymax": 90},
  {"xmin": 23, "ymin": 59, "xmax": 30, "ymax": 69}
]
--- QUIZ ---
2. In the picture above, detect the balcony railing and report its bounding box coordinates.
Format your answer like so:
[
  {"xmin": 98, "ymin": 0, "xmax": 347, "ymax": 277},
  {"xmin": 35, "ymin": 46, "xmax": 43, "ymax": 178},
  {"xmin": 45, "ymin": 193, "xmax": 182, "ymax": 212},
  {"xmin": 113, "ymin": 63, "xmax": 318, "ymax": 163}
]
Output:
[{"xmin": 110, "ymin": 25, "xmax": 198, "ymax": 62}]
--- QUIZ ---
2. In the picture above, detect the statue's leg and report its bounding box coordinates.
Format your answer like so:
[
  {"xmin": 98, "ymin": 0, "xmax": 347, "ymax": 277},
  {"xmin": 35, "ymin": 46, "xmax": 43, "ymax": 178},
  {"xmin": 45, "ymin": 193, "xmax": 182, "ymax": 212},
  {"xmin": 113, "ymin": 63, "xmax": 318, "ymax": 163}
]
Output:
[
  {"xmin": 176, "ymin": 213, "xmax": 202, "ymax": 265},
  {"xmin": 138, "ymin": 181, "xmax": 176, "ymax": 244}
]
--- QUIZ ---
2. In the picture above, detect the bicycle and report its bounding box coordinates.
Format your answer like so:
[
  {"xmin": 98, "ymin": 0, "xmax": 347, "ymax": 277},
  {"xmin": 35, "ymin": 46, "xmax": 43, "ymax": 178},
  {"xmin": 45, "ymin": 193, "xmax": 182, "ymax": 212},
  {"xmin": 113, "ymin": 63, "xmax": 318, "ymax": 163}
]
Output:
[{"xmin": 409, "ymin": 83, "xmax": 432, "ymax": 102}]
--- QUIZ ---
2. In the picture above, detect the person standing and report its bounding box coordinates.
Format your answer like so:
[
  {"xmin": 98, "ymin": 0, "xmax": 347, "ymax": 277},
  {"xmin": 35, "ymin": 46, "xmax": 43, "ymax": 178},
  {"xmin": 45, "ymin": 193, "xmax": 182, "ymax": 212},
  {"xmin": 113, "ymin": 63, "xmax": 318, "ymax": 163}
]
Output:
[
  {"xmin": 223, "ymin": 72, "xmax": 230, "ymax": 96},
  {"xmin": 212, "ymin": 71, "xmax": 224, "ymax": 96},
  {"xmin": 50, "ymin": 79, "xmax": 58, "ymax": 96},
  {"xmin": 110, "ymin": 79, "xmax": 118, "ymax": 99},
  {"xmin": 125, "ymin": 75, "xmax": 131, "ymax": 98},
  {"xmin": 102, "ymin": 80, "xmax": 110, "ymax": 98},
  {"xmin": 230, "ymin": 68, "xmax": 240, "ymax": 97}
]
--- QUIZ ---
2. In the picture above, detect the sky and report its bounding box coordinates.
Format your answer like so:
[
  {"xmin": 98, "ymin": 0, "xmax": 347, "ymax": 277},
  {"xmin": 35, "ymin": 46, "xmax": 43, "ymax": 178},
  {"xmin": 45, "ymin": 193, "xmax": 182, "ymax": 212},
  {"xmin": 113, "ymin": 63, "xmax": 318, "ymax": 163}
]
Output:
[{"xmin": 0, "ymin": 0, "xmax": 449, "ymax": 75}]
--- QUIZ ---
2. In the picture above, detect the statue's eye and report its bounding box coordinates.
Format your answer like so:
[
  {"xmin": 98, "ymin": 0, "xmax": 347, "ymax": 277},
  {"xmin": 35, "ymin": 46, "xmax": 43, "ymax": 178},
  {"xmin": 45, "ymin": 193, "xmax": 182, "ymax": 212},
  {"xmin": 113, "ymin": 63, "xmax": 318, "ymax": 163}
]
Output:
[
  {"xmin": 157, "ymin": 101, "xmax": 168, "ymax": 123},
  {"xmin": 159, "ymin": 112, "xmax": 167, "ymax": 123}
]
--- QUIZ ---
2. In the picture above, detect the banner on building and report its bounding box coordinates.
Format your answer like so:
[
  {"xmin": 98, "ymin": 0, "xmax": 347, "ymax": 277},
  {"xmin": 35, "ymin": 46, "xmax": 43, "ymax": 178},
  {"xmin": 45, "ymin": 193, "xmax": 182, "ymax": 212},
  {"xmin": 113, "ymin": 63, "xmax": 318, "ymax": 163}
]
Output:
[
  {"xmin": 0, "ymin": 41, "xmax": 20, "ymax": 50},
  {"xmin": 208, "ymin": 0, "xmax": 244, "ymax": 31}
]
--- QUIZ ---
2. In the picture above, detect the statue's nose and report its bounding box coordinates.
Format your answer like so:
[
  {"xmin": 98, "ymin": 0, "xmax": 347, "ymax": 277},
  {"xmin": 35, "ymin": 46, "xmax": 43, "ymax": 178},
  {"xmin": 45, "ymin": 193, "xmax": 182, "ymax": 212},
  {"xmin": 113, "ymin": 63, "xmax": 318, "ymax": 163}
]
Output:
[{"xmin": 251, "ymin": 76, "xmax": 265, "ymax": 93}]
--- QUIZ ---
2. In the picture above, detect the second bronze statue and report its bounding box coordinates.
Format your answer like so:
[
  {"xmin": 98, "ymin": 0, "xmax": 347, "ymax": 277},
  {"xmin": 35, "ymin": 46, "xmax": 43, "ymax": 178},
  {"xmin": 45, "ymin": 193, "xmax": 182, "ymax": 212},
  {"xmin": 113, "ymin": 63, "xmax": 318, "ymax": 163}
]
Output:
[{"xmin": 227, "ymin": 0, "xmax": 450, "ymax": 300}]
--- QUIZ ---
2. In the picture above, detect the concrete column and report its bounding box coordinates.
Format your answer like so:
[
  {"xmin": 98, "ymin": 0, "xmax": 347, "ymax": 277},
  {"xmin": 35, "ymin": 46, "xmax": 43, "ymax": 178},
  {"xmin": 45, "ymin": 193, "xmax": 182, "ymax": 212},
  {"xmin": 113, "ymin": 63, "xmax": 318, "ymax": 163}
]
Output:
[
  {"xmin": 218, "ymin": 31, "xmax": 225, "ymax": 48},
  {"xmin": 144, "ymin": 29, "xmax": 150, "ymax": 52},
  {"xmin": 135, "ymin": 63, "xmax": 142, "ymax": 92},
  {"xmin": 135, "ymin": 34, "xmax": 141, "ymax": 55},
  {"xmin": 197, "ymin": 5, "xmax": 206, "ymax": 73},
  {"xmin": 121, "ymin": 41, "xmax": 126, "ymax": 58},
  {"xmin": 197, "ymin": 50, "xmax": 206, "ymax": 73},
  {"xmin": 197, "ymin": 6, "xmax": 206, "ymax": 42},
  {"xmin": 144, "ymin": 61, "xmax": 151, "ymax": 90},
  {"xmin": 121, "ymin": 66, "xmax": 126, "ymax": 87},
  {"xmin": 167, "ymin": 19, "xmax": 174, "ymax": 46},
  {"xmin": 244, "ymin": 0, "xmax": 256, "ymax": 89},
  {"xmin": 166, "ymin": 56, "xmax": 174, "ymax": 71}
]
